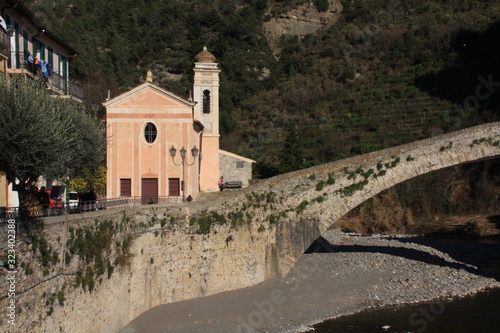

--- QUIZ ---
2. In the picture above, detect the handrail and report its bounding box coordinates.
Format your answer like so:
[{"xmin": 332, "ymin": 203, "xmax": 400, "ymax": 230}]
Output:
[{"xmin": 0, "ymin": 196, "xmax": 185, "ymax": 222}]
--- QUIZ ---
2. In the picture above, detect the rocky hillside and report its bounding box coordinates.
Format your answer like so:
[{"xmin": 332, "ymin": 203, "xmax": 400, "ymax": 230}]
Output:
[{"xmin": 263, "ymin": 0, "xmax": 343, "ymax": 54}]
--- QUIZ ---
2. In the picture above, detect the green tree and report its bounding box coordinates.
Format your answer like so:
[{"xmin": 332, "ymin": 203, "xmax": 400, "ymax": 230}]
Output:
[
  {"xmin": 278, "ymin": 120, "xmax": 305, "ymax": 174},
  {"xmin": 315, "ymin": 0, "xmax": 329, "ymax": 12},
  {"xmin": 69, "ymin": 165, "xmax": 107, "ymax": 198},
  {"xmin": 0, "ymin": 76, "xmax": 105, "ymax": 211}
]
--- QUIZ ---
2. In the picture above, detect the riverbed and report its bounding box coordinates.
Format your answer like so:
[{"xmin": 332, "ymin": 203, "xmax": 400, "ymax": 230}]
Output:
[
  {"xmin": 119, "ymin": 234, "xmax": 500, "ymax": 333},
  {"xmin": 310, "ymin": 237, "xmax": 500, "ymax": 332}
]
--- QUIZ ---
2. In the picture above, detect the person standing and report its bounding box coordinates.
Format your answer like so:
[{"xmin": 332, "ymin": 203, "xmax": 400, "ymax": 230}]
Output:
[{"xmin": 38, "ymin": 186, "xmax": 50, "ymax": 216}]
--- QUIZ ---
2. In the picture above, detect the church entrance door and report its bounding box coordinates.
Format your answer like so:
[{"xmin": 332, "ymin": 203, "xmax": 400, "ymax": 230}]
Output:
[{"xmin": 142, "ymin": 178, "xmax": 158, "ymax": 204}]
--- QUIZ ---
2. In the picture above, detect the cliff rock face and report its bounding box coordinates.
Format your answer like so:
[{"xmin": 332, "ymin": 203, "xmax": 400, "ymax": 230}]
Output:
[{"xmin": 263, "ymin": 0, "xmax": 343, "ymax": 54}]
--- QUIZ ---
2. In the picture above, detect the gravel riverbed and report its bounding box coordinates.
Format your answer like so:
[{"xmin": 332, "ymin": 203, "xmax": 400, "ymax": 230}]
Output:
[{"xmin": 120, "ymin": 233, "xmax": 500, "ymax": 333}]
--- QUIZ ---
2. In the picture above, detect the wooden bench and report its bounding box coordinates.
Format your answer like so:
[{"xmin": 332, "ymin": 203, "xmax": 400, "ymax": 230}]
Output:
[{"xmin": 224, "ymin": 180, "xmax": 242, "ymax": 189}]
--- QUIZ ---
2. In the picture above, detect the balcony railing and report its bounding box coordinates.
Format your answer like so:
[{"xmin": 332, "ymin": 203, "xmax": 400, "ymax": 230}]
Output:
[
  {"xmin": 49, "ymin": 72, "xmax": 84, "ymax": 101},
  {"xmin": 0, "ymin": 29, "xmax": 9, "ymax": 59},
  {"xmin": 6, "ymin": 50, "xmax": 84, "ymax": 101},
  {"xmin": 0, "ymin": 196, "xmax": 185, "ymax": 222}
]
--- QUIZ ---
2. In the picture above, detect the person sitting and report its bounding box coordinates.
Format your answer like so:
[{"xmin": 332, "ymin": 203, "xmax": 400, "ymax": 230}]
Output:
[{"xmin": 218, "ymin": 176, "xmax": 226, "ymax": 191}]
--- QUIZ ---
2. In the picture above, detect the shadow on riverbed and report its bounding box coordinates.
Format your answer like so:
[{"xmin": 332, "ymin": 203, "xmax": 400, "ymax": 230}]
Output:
[
  {"xmin": 393, "ymin": 236, "xmax": 500, "ymax": 279},
  {"xmin": 306, "ymin": 236, "xmax": 500, "ymax": 281}
]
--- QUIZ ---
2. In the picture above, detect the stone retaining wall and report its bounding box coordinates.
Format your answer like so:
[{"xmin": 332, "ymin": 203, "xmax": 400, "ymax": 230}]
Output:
[{"xmin": 0, "ymin": 204, "xmax": 291, "ymax": 333}]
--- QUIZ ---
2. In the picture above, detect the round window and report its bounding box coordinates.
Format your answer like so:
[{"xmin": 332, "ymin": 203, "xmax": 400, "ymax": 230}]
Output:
[{"xmin": 144, "ymin": 122, "xmax": 157, "ymax": 144}]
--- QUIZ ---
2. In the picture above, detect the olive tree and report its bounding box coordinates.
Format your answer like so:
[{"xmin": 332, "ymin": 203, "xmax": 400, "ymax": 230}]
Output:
[{"xmin": 0, "ymin": 76, "xmax": 105, "ymax": 209}]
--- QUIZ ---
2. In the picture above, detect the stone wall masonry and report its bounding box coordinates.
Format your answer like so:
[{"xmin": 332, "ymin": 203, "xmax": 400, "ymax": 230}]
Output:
[
  {"xmin": 219, "ymin": 153, "xmax": 253, "ymax": 187},
  {"xmin": 0, "ymin": 203, "xmax": 288, "ymax": 333},
  {"xmin": 0, "ymin": 122, "xmax": 499, "ymax": 333}
]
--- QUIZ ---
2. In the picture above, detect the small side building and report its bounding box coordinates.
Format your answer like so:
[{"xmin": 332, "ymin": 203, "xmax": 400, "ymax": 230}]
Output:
[{"xmin": 219, "ymin": 150, "xmax": 255, "ymax": 187}]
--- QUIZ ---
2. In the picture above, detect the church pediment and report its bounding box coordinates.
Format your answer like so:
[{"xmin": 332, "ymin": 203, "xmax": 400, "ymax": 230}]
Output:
[{"xmin": 103, "ymin": 82, "xmax": 195, "ymax": 109}]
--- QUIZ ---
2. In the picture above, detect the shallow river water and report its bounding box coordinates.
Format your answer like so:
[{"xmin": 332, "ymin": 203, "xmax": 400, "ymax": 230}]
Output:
[{"xmin": 311, "ymin": 288, "xmax": 500, "ymax": 332}]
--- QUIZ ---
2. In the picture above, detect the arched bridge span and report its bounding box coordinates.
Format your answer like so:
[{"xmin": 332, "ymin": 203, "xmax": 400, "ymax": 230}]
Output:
[{"xmin": 204, "ymin": 122, "xmax": 500, "ymax": 276}]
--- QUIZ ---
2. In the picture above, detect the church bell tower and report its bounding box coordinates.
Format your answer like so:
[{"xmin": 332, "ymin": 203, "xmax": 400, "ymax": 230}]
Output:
[
  {"xmin": 193, "ymin": 47, "xmax": 221, "ymax": 191},
  {"xmin": 193, "ymin": 46, "xmax": 221, "ymax": 136}
]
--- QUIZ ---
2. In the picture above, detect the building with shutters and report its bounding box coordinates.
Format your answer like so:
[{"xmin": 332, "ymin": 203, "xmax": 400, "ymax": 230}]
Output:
[
  {"xmin": 0, "ymin": 0, "xmax": 83, "ymax": 101},
  {"xmin": 1, "ymin": 0, "xmax": 82, "ymax": 209},
  {"xmin": 104, "ymin": 47, "xmax": 250, "ymax": 202}
]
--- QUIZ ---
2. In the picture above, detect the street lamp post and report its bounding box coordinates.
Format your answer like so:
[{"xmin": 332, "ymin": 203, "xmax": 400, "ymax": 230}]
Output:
[{"xmin": 169, "ymin": 146, "xmax": 199, "ymax": 201}]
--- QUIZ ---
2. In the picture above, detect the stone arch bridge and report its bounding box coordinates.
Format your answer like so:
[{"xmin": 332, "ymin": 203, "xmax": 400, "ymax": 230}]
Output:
[
  {"xmin": 203, "ymin": 122, "xmax": 500, "ymax": 277},
  {"xmin": 5, "ymin": 122, "xmax": 500, "ymax": 333}
]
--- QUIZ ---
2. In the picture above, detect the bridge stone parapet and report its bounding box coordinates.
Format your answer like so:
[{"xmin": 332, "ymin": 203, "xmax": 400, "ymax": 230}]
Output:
[{"xmin": 0, "ymin": 123, "xmax": 498, "ymax": 333}]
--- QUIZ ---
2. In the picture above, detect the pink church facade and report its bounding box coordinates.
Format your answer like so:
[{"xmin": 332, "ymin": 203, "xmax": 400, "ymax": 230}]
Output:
[{"xmin": 104, "ymin": 48, "xmax": 222, "ymax": 202}]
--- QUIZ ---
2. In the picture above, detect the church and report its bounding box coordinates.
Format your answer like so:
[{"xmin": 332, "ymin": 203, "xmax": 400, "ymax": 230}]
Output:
[{"xmin": 104, "ymin": 47, "xmax": 253, "ymax": 202}]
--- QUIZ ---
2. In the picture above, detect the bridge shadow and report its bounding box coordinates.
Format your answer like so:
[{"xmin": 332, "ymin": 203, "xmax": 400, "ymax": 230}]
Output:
[
  {"xmin": 392, "ymin": 235, "xmax": 500, "ymax": 280},
  {"xmin": 305, "ymin": 236, "xmax": 500, "ymax": 281}
]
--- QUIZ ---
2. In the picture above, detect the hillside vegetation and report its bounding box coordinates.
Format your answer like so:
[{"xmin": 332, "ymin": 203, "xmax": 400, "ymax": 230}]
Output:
[
  {"xmin": 24, "ymin": 0, "xmax": 500, "ymax": 232},
  {"xmin": 25, "ymin": 0, "xmax": 500, "ymax": 168}
]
